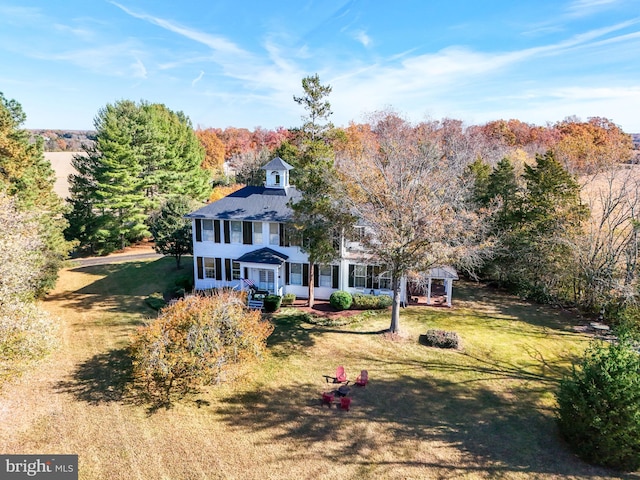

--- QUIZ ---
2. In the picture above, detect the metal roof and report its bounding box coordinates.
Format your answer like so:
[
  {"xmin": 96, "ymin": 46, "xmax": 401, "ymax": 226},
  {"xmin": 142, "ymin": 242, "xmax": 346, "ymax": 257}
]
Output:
[
  {"xmin": 186, "ymin": 185, "xmax": 302, "ymax": 222},
  {"xmin": 260, "ymin": 156, "xmax": 294, "ymax": 171},
  {"xmin": 426, "ymin": 266, "xmax": 459, "ymax": 280},
  {"xmin": 236, "ymin": 247, "xmax": 289, "ymax": 265}
]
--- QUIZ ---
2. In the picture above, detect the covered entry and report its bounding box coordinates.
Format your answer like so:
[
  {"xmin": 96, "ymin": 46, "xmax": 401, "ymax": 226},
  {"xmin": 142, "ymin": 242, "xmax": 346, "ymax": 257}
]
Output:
[{"xmin": 236, "ymin": 247, "xmax": 288, "ymax": 295}]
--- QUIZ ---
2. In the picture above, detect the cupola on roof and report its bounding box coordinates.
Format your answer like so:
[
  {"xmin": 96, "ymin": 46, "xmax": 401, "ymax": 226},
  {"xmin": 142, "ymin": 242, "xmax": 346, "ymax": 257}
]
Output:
[{"xmin": 261, "ymin": 156, "xmax": 293, "ymax": 189}]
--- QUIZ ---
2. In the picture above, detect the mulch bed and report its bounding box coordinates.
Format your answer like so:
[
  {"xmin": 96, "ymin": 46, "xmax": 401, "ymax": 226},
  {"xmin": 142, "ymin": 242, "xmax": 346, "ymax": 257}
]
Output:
[{"xmin": 289, "ymin": 299, "xmax": 364, "ymax": 319}]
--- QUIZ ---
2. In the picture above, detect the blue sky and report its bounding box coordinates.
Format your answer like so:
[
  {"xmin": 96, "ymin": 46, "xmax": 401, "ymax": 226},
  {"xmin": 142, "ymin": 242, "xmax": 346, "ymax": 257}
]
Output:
[{"xmin": 1, "ymin": 0, "xmax": 640, "ymax": 132}]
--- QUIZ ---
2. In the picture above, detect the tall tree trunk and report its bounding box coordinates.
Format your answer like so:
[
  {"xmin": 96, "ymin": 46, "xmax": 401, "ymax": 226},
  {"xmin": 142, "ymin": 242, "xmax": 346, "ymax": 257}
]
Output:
[
  {"xmin": 308, "ymin": 262, "xmax": 315, "ymax": 308},
  {"xmin": 390, "ymin": 275, "xmax": 401, "ymax": 333}
]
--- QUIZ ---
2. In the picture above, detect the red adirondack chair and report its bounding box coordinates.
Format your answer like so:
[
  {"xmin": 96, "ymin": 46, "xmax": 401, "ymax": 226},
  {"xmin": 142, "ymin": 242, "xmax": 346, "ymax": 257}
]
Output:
[
  {"xmin": 321, "ymin": 392, "xmax": 335, "ymax": 407},
  {"xmin": 324, "ymin": 365, "xmax": 348, "ymax": 384},
  {"xmin": 355, "ymin": 369, "xmax": 369, "ymax": 387}
]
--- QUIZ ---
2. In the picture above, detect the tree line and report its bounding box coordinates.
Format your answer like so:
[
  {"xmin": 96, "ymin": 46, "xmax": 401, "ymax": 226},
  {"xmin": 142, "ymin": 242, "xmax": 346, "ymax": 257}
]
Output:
[{"xmin": 5, "ymin": 78, "xmax": 638, "ymax": 332}]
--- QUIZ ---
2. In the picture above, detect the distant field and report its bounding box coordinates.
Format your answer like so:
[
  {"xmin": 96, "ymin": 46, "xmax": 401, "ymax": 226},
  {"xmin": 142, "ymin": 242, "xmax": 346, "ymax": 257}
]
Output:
[{"xmin": 44, "ymin": 151, "xmax": 82, "ymax": 199}]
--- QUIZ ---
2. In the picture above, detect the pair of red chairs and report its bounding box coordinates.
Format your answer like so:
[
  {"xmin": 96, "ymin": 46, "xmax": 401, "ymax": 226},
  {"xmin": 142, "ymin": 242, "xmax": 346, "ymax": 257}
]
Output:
[
  {"xmin": 321, "ymin": 392, "xmax": 352, "ymax": 410},
  {"xmin": 323, "ymin": 366, "xmax": 369, "ymax": 387},
  {"xmin": 320, "ymin": 367, "xmax": 369, "ymax": 411}
]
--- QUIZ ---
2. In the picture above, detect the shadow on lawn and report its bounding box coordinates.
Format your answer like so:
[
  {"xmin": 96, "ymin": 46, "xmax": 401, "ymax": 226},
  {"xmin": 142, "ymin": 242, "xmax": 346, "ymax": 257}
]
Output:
[
  {"xmin": 46, "ymin": 258, "xmax": 186, "ymax": 314},
  {"xmin": 56, "ymin": 348, "xmax": 134, "ymax": 405},
  {"xmin": 215, "ymin": 351, "xmax": 629, "ymax": 479},
  {"xmin": 454, "ymin": 281, "xmax": 587, "ymax": 332},
  {"xmin": 267, "ymin": 313, "xmax": 318, "ymax": 357}
]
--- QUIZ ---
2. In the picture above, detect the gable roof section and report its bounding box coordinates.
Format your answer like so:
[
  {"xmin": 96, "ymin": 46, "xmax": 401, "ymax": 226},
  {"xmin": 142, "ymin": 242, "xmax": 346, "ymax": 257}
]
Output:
[
  {"xmin": 426, "ymin": 266, "xmax": 459, "ymax": 280},
  {"xmin": 236, "ymin": 247, "xmax": 289, "ymax": 265},
  {"xmin": 186, "ymin": 185, "xmax": 302, "ymax": 222}
]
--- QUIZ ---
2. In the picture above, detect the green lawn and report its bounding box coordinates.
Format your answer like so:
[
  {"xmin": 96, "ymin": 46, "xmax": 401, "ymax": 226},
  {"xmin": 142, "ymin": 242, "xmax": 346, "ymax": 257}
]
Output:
[{"xmin": 0, "ymin": 257, "xmax": 630, "ymax": 479}]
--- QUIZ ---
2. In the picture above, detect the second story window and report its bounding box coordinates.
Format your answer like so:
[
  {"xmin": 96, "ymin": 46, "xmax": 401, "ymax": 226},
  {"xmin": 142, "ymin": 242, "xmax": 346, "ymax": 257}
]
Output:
[
  {"xmin": 202, "ymin": 220, "xmax": 214, "ymax": 242},
  {"xmin": 230, "ymin": 221, "xmax": 242, "ymax": 244},
  {"xmin": 253, "ymin": 222, "xmax": 263, "ymax": 244},
  {"xmin": 269, "ymin": 223, "xmax": 279, "ymax": 245}
]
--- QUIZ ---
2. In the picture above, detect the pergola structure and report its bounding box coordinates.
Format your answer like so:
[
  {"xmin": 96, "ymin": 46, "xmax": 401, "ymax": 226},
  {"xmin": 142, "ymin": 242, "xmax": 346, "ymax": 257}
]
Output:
[{"xmin": 418, "ymin": 266, "xmax": 459, "ymax": 307}]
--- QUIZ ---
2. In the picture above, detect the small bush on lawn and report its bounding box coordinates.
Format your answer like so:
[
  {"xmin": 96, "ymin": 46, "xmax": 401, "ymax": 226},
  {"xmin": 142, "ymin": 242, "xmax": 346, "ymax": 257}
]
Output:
[
  {"xmin": 352, "ymin": 293, "xmax": 392, "ymax": 310},
  {"xmin": 144, "ymin": 292, "xmax": 167, "ymax": 311},
  {"xmin": 174, "ymin": 274, "xmax": 194, "ymax": 291},
  {"xmin": 263, "ymin": 295, "xmax": 282, "ymax": 313},
  {"xmin": 281, "ymin": 293, "xmax": 296, "ymax": 306},
  {"xmin": 130, "ymin": 291, "xmax": 274, "ymax": 405},
  {"xmin": 330, "ymin": 291, "xmax": 353, "ymax": 310},
  {"xmin": 556, "ymin": 330, "xmax": 640, "ymax": 472},
  {"xmin": 420, "ymin": 329, "xmax": 461, "ymax": 349}
]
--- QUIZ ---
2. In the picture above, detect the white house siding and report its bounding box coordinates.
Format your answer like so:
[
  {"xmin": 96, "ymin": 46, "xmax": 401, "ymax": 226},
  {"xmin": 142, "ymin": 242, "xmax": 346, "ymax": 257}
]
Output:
[
  {"xmin": 192, "ymin": 219, "xmax": 310, "ymax": 292},
  {"xmin": 193, "ymin": 219, "xmax": 414, "ymax": 303}
]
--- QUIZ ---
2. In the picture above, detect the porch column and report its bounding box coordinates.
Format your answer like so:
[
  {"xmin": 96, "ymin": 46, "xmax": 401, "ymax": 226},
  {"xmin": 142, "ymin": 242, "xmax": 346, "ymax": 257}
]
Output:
[
  {"xmin": 426, "ymin": 277, "xmax": 432, "ymax": 305},
  {"xmin": 445, "ymin": 278, "xmax": 453, "ymax": 307},
  {"xmin": 274, "ymin": 266, "xmax": 280, "ymax": 295}
]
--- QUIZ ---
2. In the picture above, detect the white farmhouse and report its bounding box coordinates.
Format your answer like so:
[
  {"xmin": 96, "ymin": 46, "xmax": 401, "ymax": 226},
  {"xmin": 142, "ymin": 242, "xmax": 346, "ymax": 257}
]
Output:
[{"xmin": 187, "ymin": 157, "xmax": 457, "ymax": 306}]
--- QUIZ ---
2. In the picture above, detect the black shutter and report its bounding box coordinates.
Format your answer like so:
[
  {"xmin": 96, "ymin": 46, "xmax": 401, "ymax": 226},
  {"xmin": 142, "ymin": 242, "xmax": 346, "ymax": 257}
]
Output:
[
  {"xmin": 197, "ymin": 257, "xmax": 203, "ymax": 279},
  {"xmin": 366, "ymin": 266, "xmax": 373, "ymax": 289},
  {"xmin": 225, "ymin": 258, "xmax": 232, "ymax": 281},
  {"xmin": 348, "ymin": 264, "xmax": 355, "ymax": 288},
  {"xmin": 214, "ymin": 220, "xmax": 221, "ymax": 243},
  {"xmin": 285, "ymin": 262, "xmax": 290, "ymax": 285},
  {"xmin": 332, "ymin": 265, "xmax": 339, "ymax": 289},
  {"xmin": 303, "ymin": 263, "xmax": 309, "ymax": 287},
  {"xmin": 279, "ymin": 223, "xmax": 285, "ymax": 247},
  {"xmin": 244, "ymin": 267, "xmax": 248, "ymax": 280},
  {"xmin": 215, "ymin": 258, "xmax": 222, "ymax": 281},
  {"xmin": 195, "ymin": 219, "xmax": 202, "ymax": 242},
  {"xmin": 314, "ymin": 264, "xmax": 319, "ymax": 288},
  {"xmin": 223, "ymin": 220, "xmax": 230, "ymax": 244},
  {"xmin": 243, "ymin": 221, "xmax": 252, "ymax": 245}
]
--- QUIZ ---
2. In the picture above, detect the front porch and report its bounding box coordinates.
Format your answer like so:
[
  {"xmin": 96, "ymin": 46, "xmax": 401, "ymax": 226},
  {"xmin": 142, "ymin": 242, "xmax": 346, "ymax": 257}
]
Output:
[{"xmin": 237, "ymin": 247, "xmax": 289, "ymax": 297}]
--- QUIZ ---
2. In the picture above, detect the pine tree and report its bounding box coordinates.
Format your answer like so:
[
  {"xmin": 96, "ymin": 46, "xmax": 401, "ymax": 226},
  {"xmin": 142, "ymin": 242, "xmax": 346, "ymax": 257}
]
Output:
[
  {"xmin": 290, "ymin": 75, "xmax": 352, "ymax": 307},
  {"xmin": 67, "ymin": 100, "xmax": 210, "ymax": 253}
]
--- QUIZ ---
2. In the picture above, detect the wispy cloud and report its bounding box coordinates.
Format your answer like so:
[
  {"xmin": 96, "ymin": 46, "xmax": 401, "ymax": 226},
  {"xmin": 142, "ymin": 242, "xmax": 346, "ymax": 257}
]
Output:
[
  {"xmin": 191, "ymin": 70, "xmax": 204, "ymax": 86},
  {"xmin": 567, "ymin": 0, "xmax": 620, "ymax": 17},
  {"xmin": 41, "ymin": 41, "xmax": 146, "ymax": 78},
  {"xmin": 110, "ymin": 1, "xmax": 249, "ymax": 57},
  {"xmin": 0, "ymin": 5, "xmax": 44, "ymax": 24},
  {"xmin": 131, "ymin": 57, "xmax": 147, "ymax": 79},
  {"xmin": 353, "ymin": 30, "xmax": 371, "ymax": 47},
  {"xmin": 53, "ymin": 23, "xmax": 95, "ymax": 42}
]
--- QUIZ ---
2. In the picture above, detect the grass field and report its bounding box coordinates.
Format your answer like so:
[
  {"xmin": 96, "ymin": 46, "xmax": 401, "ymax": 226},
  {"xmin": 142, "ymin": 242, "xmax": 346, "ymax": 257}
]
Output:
[{"xmin": 0, "ymin": 256, "xmax": 633, "ymax": 479}]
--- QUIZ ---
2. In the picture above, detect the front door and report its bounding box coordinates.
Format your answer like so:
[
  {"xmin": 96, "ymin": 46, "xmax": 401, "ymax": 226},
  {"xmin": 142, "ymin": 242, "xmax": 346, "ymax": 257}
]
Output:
[{"xmin": 257, "ymin": 269, "xmax": 275, "ymax": 293}]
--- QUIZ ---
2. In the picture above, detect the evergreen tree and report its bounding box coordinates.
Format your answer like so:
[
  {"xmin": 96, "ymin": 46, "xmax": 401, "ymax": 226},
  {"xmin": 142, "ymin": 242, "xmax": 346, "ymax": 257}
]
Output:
[
  {"xmin": 290, "ymin": 74, "xmax": 352, "ymax": 307},
  {"xmin": 0, "ymin": 92, "xmax": 71, "ymax": 295},
  {"xmin": 487, "ymin": 157, "xmax": 520, "ymax": 230},
  {"xmin": 67, "ymin": 100, "xmax": 210, "ymax": 253},
  {"xmin": 517, "ymin": 151, "xmax": 588, "ymax": 300},
  {"xmin": 465, "ymin": 157, "xmax": 491, "ymax": 206},
  {"xmin": 147, "ymin": 196, "xmax": 195, "ymax": 269}
]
